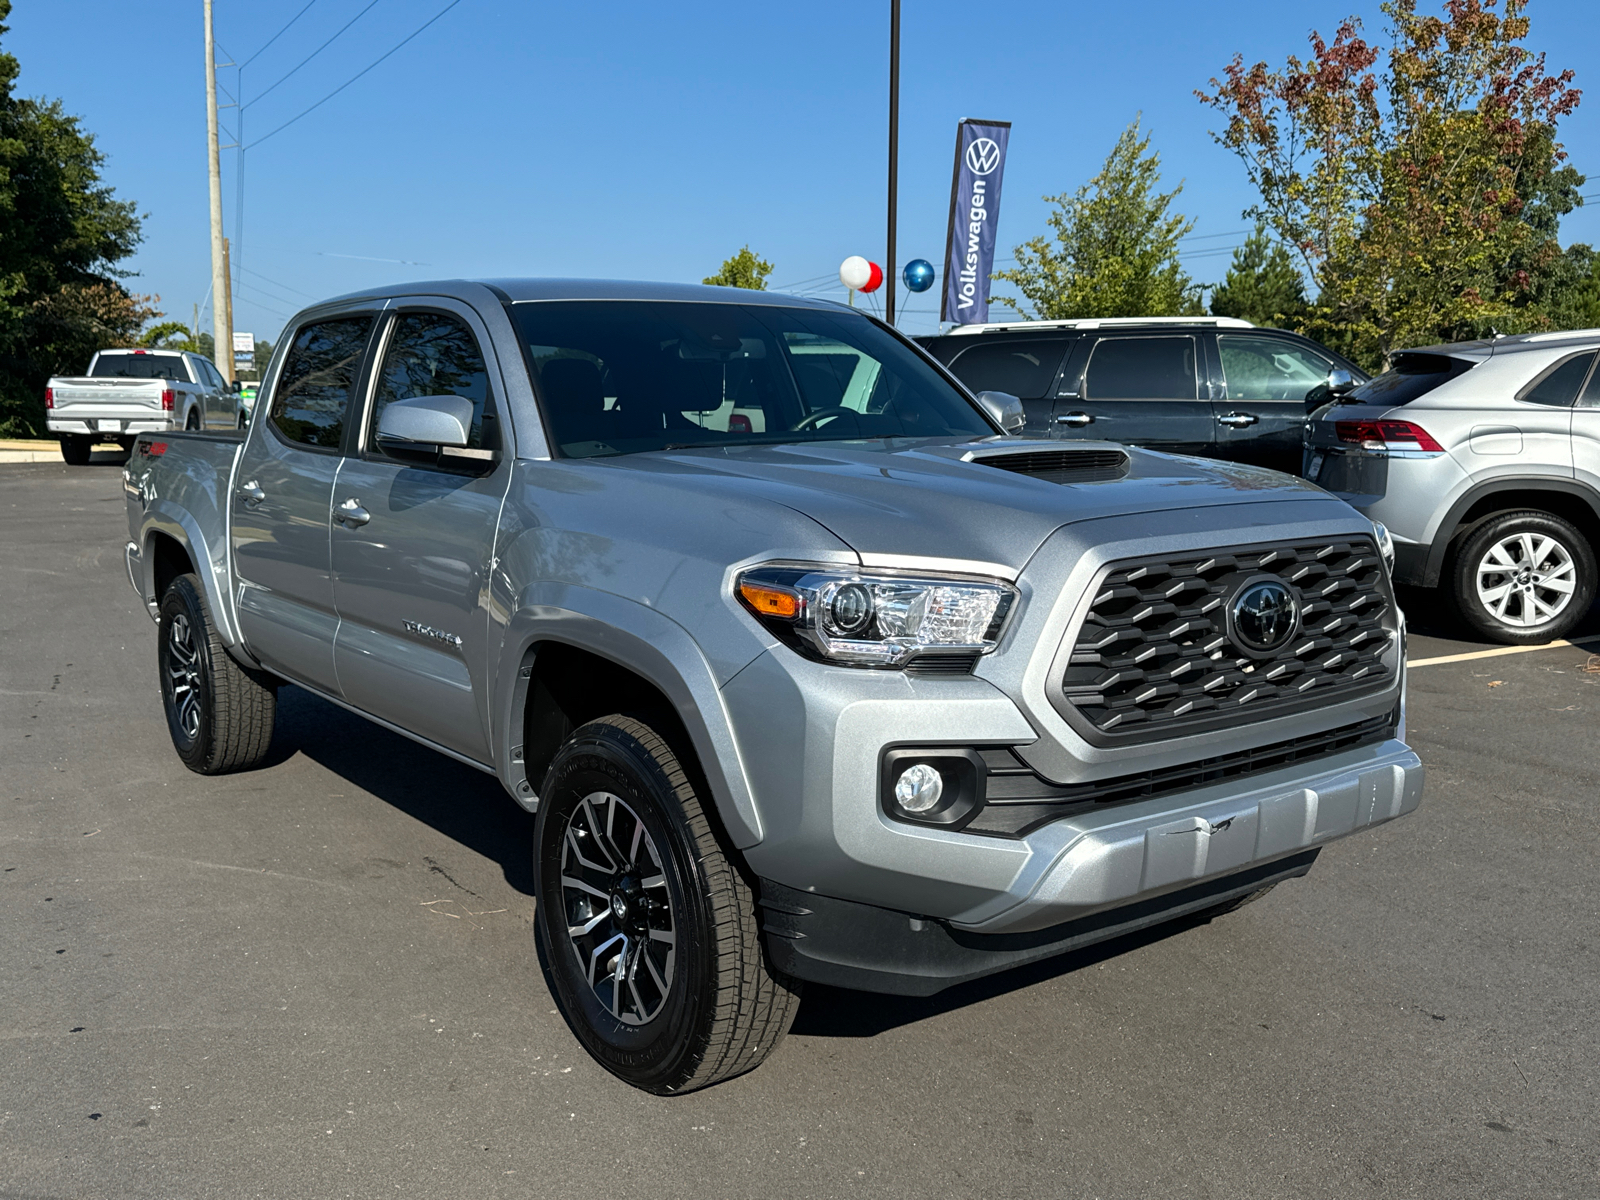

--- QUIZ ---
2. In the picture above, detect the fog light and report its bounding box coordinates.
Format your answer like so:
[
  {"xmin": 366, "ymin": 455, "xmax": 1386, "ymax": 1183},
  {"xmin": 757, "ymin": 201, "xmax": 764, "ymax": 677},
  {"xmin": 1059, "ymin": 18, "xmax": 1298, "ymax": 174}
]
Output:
[{"xmin": 894, "ymin": 763, "xmax": 944, "ymax": 813}]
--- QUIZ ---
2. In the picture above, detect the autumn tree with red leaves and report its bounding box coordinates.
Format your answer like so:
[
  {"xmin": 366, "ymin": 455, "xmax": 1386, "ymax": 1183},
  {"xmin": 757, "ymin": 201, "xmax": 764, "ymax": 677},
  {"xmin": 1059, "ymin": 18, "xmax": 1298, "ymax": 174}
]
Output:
[{"xmin": 1199, "ymin": 0, "xmax": 1585, "ymax": 368}]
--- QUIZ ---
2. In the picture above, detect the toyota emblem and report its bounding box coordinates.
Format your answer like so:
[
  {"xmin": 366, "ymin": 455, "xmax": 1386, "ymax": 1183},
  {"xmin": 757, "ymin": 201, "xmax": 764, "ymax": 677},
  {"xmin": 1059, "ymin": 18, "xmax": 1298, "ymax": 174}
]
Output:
[
  {"xmin": 1229, "ymin": 578, "xmax": 1299, "ymax": 654},
  {"xmin": 965, "ymin": 137, "xmax": 1001, "ymax": 176}
]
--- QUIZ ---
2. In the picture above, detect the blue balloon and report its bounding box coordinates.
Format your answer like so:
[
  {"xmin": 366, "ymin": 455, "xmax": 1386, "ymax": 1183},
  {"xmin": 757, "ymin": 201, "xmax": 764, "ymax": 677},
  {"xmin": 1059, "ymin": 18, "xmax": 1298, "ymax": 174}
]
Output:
[{"xmin": 902, "ymin": 259, "xmax": 935, "ymax": 293}]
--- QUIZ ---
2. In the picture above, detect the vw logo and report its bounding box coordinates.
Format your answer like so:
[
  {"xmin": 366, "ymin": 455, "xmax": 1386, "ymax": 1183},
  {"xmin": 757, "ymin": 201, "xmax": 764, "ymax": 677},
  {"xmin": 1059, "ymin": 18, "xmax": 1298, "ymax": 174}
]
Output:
[
  {"xmin": 1229, "ymin": 578, "xmax": 1299, "ymax": 655},
  {"xmin": 965, "ymin": 137, "xmax": 1002, "ymax": 176}
]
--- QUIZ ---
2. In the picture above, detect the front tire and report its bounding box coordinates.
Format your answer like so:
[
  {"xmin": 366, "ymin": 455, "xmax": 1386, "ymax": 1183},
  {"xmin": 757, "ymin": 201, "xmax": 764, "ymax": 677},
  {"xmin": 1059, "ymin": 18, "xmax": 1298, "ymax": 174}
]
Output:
[
  {"xmin": 535, "ymin": 715, "xmax": 800, "ymax": 1094},
  {"xmin": 1452, "ymin": 510, "xmax": 1596, "ymax": 645},
  {"xmin": 59, "ymin": 435, "xmax": 91, "ymax": 465},
  {"xmin": 158, "ymin": 574, "xmax": 277, "ymax": 773}
]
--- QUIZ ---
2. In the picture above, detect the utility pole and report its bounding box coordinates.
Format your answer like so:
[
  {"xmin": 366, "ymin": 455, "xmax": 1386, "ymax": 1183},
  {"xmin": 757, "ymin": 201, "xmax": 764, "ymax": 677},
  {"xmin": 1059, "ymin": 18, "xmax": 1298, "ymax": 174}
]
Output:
[
  {"xmin": 886, "ymin": 0, "xmax": 900, "ymax": 326},
  {"xmin": 204, "ymin": 0, "xmax": 233, "ymax": 383}
]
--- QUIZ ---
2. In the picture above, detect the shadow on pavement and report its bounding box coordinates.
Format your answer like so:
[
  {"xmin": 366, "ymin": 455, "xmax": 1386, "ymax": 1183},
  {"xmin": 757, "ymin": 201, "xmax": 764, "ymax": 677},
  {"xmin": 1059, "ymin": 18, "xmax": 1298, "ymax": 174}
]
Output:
[
  {"xmin": 274, "ymin": 684, "xmax": 536, "ymax": 895},
  {"xmin": 790, "ymin": 910, "xmax": 1216, "ymax": 1039}
]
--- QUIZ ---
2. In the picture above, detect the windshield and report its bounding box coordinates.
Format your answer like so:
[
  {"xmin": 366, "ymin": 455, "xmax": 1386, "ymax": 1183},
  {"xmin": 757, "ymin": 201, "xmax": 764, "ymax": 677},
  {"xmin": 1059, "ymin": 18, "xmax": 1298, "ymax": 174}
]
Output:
[
  {"xmin": 90, "ymin": 352, "xmax": 191, "ymax": 382},
  {"xmin": 513, "ymin": 301, "xmax": 994, "ymax": 457},
  {"xmin": 1342, "ymin": 352, "xmax": 1473, "ymax": 407}
]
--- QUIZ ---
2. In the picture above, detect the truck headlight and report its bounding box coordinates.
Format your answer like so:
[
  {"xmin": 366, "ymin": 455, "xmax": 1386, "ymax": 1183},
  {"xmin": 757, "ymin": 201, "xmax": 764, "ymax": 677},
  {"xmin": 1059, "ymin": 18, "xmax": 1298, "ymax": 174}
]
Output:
[
  {"xmin": 1371, "ymin": 520, "xmax": 1395, "ymax": 574},
  {"xmin": 736, "ymin": 564, "xmax": 1017, "ymax": 668}
]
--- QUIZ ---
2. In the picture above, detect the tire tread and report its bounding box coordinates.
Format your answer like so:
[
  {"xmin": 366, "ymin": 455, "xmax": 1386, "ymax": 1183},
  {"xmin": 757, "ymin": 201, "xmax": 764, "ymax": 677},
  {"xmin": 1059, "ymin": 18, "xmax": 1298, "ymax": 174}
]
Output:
[
  {"xmin": 551, "ymin": 715, "xmax": 801, "ymax": 1093},
  {"xmin": 166, "ymin": 574, "xmax": 276, "ymax": 773}
]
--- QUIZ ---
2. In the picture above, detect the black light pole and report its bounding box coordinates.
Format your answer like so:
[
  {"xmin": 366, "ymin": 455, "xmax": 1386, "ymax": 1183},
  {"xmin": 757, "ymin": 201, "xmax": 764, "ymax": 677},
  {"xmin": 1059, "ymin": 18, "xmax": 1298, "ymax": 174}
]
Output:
[{"xmin": 886, "ymin": 0, "xmax": 900, "ymax": 325}]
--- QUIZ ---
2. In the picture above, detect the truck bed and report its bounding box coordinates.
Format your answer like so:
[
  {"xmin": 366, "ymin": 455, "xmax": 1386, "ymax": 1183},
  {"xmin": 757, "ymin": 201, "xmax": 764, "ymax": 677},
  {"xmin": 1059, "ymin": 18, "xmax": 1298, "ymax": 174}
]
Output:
[{"xmin": 124, "ymin": 430, "xmax": 248, "ymax": 638}]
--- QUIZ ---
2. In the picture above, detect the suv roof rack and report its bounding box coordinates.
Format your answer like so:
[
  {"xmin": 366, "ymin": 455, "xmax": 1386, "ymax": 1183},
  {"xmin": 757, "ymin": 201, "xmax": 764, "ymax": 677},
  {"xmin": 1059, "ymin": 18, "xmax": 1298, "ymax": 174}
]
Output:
[{"xmin": 944, "ymin": 316, "xmax": 1256, "ymax": 335}]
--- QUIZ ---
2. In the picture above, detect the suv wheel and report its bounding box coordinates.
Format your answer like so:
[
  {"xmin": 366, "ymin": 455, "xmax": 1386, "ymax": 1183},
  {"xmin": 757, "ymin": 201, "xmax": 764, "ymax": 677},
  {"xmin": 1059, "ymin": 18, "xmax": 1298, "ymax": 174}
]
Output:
[
  {"xmin": 158, "ymin": 573, "xmax": 278, "ymax": 773},
  {"xmin": 534, "ymin": 715, "xmax": 801, "ymax": 1094},
  {"xmin": 1452, "ymin": 510, "xmax": 1596, "ymax": 645}
]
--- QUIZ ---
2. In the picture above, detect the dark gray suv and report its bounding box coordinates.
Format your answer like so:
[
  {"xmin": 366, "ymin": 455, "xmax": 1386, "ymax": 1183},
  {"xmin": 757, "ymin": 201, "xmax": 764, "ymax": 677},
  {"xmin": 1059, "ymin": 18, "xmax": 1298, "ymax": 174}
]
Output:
[{"xmin": 918, "ymin": 317, "xmax": 1367, "ymax": 476}]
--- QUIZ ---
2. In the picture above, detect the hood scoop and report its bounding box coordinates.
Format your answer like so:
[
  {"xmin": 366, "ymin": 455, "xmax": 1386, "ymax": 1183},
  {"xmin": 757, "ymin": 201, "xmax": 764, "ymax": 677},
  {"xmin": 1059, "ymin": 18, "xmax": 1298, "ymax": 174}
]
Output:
[{"xmin": 968, "ymin": 446, "xmax": 1130, "ymax": 484}]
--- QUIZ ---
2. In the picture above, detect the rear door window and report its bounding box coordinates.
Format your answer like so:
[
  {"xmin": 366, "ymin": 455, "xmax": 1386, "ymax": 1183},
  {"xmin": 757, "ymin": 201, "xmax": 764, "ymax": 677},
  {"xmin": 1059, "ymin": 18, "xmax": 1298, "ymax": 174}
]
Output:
[
  {"xmin": 947, "ymin": 338, "xmax": 1071, "ymax": 400},
  {"xmin": 1083, "ymin": 337, "xmax": 1197, "ymax": 400},
  {"xmin": 1520, "ymin": 352, "xmax": 1597, "ymax": 407},
  {"xmin": 269, "ymin": 317, "xmax": 374, "ymax": 449}
]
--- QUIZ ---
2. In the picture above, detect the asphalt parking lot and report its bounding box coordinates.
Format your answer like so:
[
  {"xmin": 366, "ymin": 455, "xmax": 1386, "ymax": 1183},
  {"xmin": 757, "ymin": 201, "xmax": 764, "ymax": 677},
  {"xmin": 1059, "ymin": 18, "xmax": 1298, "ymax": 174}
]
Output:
[{"xmin": 3, "ymin": 461, "xmax": 1598, "ymax": 1200}]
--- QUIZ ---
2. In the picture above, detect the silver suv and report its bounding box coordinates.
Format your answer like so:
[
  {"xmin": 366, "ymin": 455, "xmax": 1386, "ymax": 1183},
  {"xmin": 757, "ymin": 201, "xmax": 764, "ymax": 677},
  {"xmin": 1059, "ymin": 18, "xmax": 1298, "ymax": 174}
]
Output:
[{"xmin": 1305, "ymin": 330, "xmax": 1600, "ymax": 644}]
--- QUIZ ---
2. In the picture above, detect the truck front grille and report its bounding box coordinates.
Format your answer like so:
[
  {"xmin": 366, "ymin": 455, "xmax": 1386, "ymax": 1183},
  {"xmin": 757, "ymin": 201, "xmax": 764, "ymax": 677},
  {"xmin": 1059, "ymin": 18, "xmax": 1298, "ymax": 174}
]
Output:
[{"xmin": 1058, "ymin": 538, "xmax": 1395, "ymax": 744}]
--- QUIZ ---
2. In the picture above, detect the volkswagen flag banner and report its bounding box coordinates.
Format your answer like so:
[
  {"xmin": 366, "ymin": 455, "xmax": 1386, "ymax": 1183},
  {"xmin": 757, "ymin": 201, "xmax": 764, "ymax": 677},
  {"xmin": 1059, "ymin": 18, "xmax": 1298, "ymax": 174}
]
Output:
[{"xmin": 941, "ymin": 119, "xmax": 1011, "ymax": 324}]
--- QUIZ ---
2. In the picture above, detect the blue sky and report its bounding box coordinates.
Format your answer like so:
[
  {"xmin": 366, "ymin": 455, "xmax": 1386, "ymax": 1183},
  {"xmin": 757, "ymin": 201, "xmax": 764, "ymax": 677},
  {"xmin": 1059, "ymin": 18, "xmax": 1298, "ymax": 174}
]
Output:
[{"xmin": 12, "ymin": 0, "xmax": 1600, "ymax": 341}]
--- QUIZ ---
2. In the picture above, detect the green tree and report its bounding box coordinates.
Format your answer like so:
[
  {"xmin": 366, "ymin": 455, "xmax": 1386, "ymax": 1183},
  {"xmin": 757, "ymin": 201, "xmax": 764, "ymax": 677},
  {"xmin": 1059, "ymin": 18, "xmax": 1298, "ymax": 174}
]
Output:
[
  {"xmin": 1198, "ymin": 0, "xmax": 1584, "ymax": 368},
  {"xmin": 1209, "ymin": 224, "xmax": 1308, "ymax": 327},
  {"xmin": 992, "ymin": 118, "xmax": 1202, "ymax": 319},
  {"xmin": 703, "ymin": 246, "xmax": 773, "ymax": 290},
  {"xmin": 0, "ymin": 0, "xmax": 144, "ymax": 435}
]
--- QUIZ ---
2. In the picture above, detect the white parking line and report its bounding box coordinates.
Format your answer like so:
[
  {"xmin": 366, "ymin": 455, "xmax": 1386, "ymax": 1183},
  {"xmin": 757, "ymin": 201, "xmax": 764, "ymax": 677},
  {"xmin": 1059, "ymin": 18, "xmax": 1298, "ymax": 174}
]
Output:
[{"xmin": 1407, "ymin": 633, "xmax": 1600, "ymax": 668}]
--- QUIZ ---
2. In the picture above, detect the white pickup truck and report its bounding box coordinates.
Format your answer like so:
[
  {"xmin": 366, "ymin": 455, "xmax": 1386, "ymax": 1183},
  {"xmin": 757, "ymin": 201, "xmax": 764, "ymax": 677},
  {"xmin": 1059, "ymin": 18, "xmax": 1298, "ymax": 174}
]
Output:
[{"xmin": 47, "ymin": 348, "xmax": 243, "ymax": 464}]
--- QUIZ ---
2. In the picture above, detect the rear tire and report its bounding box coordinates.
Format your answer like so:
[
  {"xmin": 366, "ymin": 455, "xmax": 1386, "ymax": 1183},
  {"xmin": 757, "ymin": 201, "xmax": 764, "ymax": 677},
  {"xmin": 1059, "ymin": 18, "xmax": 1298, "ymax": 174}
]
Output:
[
  {"xmin": 157, "ymin": 573, "xmax": 277, "ymax": 774},
  {"xmin": 59, "ymin": 435, "xmax": 91, "ymax": 465},
  {"xmin": 534, "ymin": 715, "xmax": 801, "ymax": 1094},
  {"xmin": 1451, "ymin": 510, "xmax": 1596, "ymax": 645},
  {"xmin": 185, "ymin": 408, "xmax": 201, "ymax": 431}
]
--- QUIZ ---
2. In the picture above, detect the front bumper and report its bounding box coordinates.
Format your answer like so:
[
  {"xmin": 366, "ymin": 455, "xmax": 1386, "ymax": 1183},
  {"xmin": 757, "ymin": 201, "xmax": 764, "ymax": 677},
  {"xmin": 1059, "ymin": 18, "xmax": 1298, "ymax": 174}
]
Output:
[
  {"xmin": 762, "ymin": 849, "xmax": 1323, "ymax": 996},
  {"xmin": 755, "ymin": 735, "xmax": 1421, "ymax": 995}
]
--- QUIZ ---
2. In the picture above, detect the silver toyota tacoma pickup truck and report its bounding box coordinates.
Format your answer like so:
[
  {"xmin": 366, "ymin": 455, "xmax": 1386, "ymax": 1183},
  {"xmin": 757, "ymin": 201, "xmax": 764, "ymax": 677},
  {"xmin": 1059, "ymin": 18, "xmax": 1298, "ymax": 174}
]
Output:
[{"xmin": 122, "ymin": 279, "xmax": 1423, "ymax": 1094}]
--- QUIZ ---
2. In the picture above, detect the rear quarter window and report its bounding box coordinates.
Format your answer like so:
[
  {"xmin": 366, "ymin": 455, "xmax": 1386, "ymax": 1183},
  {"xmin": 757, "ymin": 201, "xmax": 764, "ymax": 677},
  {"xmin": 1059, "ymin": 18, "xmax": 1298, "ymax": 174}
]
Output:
[{"xmin": 1518, "ymin": 351, "xmax": 1597, "ymax": 408}]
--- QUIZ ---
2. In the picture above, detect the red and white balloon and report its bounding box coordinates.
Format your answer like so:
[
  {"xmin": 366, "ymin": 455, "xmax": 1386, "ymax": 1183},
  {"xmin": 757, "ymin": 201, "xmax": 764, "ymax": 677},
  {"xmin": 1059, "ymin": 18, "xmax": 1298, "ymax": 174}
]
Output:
[{"xmin": 839, "ymin": 256, "xmax": 884, "ymax": 293}]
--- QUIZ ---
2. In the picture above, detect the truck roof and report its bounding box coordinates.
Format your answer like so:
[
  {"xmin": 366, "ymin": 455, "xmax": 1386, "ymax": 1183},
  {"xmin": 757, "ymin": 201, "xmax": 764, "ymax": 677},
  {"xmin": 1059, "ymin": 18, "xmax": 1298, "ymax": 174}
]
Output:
[{"xmin": 312, "ymin": 278, "xmax": 852, "ymax": 313}]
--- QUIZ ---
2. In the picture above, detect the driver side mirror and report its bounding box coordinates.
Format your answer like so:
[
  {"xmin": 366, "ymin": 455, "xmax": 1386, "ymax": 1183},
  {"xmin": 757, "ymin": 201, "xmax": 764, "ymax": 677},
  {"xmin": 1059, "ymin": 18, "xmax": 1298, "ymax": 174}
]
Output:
[
  {"xmin": 376, "ymin": 394, "xmax": 474, "ymax": 449},
  {"xmin": 231, "ymin": 379, "xmax": 243, "ymax": 394},
  {"xmin": 975, "ymin": 390, "xmax": 1026, "ymax": 435},
  {"xmin": 1326, "ymin": 369, "xmax": 1356, "ymax": 396}
]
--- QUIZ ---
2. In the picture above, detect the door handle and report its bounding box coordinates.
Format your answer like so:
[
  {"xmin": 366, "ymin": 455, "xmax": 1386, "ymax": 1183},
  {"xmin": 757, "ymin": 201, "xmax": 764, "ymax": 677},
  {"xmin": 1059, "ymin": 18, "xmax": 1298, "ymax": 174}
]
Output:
[
  {"xmin": 1217, "ymin": 412, "xmax": 1259, "ymax": 428},
  {"xmin": 238, "ymin": 480, "xmax": 265, "ymax": 504},
  {"xmin": 1055, "ymin": 411, "xmax": 1094, "ymax": 427},
  {"xmin": 336, "ymin": 498, "xmax": 371, "ymax": 527}
]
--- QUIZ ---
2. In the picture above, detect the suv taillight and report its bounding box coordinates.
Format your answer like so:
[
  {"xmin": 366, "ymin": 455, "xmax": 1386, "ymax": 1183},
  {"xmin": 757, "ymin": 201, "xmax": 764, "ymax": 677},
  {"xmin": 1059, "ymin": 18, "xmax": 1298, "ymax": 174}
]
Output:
[
  {"xmin": 44, "ymin": 387, "xmax": 53, "ymax": 409},
  {"xmin": 161, "ymin": 388, "xmax": 176, "ymax": 412},
  {"xmin": 1335, "ymin": 419, "xmax": 1443, "ymax": 453}
]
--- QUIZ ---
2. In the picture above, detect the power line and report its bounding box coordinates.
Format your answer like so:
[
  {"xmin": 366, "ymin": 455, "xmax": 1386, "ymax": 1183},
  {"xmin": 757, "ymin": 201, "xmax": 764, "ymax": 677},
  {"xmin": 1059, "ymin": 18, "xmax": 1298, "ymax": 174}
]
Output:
[
  {"xmin": 243, "ymin": 265, "xmax": 319, "ymax": 300},
  {"xmin": 245, "ymin": 0, "xmax": 382, "ymax": 111},
  {"xmin": 236, "ymin": 277, "xmax": 304, "ymax": 312},
  {"xmin": 1179, "ymin": 229, "xmax": 1251, "ymax": 243},
  {"xmin": 244, "ymin": 0, "xmax": 323, "ymax": 67},
  {"xmin": 247, "ymin": 0, "xmax": 466, "ymax": 150}
]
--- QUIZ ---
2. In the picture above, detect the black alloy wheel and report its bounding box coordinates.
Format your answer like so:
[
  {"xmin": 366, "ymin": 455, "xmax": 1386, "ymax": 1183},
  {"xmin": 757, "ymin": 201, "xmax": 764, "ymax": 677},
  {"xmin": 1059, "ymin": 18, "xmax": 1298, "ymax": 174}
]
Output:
[
  {"xmin": 157, "ymin": 574, "xmax": 277, "ymax": 773},
  {"xmin": 534, "ymin": 715, "xmax": 801, "ymax": 1094}
]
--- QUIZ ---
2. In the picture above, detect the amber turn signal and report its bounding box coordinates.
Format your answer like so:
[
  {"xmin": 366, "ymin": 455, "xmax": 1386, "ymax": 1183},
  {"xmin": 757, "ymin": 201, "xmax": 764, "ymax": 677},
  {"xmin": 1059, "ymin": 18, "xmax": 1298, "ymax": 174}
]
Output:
[{"xmin": 739, "ymin": 581, "xmax": 800, "ymax": 620}]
